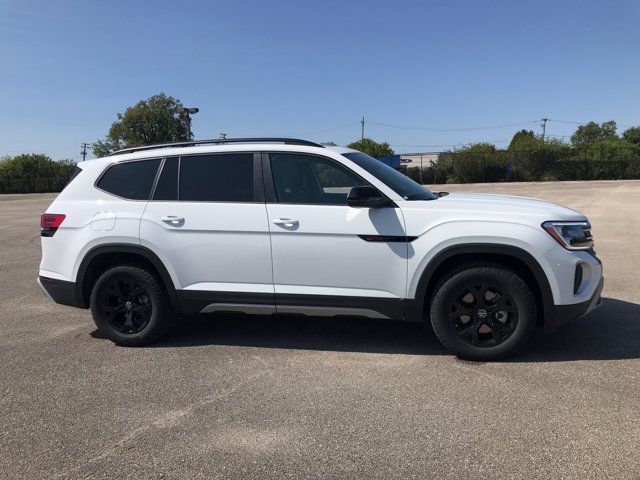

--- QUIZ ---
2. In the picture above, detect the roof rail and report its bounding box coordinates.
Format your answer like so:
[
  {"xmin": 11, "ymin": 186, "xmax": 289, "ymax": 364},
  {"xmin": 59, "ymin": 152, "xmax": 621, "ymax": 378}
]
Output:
[{"xmin": 108, "ymin": 137, "xmax": 325, "ymax": 156}]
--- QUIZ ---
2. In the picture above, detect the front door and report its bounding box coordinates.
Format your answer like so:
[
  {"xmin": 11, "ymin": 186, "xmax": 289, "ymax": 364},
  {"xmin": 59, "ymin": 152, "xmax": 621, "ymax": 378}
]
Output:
[{"xmin": 264, "ymin": 152, "xmax": 409, "ymax": 320}]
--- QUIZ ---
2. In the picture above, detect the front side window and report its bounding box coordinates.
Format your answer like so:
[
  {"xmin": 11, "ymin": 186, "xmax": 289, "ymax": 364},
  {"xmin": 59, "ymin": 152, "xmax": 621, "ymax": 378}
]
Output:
[
  {"xmin": 97, "ymin": 159, "xmax": 161, "ymax": 200},
  {"xmin": 343, "ymin": 152, "xmax": 436, "ymax": 201},
  {"xmin": 270, "ymin": 154, "xmax": 367, "ymax": 205},
  {"xmin": 179, "ymin": 154, "xmax": 254, "ymax": 202}
]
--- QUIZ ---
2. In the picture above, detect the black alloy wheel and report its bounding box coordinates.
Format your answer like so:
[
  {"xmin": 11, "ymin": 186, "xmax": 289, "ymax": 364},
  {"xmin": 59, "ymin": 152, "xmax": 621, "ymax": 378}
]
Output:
[
  {"xmin": 447, "ymin": 282, "xmax": 518, "ymax": 347},
  {"xmin": 101, "ymin": 276, "xmax": 153, "ymax": 334}
]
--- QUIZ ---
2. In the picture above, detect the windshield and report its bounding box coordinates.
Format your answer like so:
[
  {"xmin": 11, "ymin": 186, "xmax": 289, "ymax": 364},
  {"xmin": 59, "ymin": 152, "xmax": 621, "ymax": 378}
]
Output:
[{"xmin": 343, "ymin": 152, "xmax": 437, "ymax": 201}]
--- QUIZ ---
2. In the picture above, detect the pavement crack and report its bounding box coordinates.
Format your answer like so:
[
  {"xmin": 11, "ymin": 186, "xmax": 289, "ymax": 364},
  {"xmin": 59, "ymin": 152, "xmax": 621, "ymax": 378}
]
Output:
[{"xmin": 53, "ymin": 369, "xmax": 270, "ymax": 478}]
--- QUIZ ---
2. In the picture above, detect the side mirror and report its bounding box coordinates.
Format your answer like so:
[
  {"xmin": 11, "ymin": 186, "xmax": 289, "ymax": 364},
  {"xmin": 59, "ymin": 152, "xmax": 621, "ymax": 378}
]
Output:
[{"xmin": 347, "ymin": 186, "xmax": 394, "ymax": 208}]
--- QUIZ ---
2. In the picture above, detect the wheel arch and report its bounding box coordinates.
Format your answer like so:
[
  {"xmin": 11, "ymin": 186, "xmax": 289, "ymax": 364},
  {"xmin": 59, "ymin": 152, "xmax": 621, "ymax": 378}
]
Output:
[
  {"xmin": 75, "ymin": 244, "xmax": 181, "ymax": 313},
  {"xmin": 408, "ymin": 244, "xmax": 554, "ymax": 328}
]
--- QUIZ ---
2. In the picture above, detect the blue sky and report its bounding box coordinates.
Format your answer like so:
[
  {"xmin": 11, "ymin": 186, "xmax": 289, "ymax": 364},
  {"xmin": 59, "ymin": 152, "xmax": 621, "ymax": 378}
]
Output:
[{"xmin": 1, "ymin": 0, "xmax": 639, "ymax": 159}]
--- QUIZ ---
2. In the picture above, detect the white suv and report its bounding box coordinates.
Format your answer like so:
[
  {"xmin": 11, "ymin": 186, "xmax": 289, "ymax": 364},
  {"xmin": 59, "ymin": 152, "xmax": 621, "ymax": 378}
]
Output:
[{"xmin": 38, "ymin": 138, "xmax": 603, "ymax": 360}]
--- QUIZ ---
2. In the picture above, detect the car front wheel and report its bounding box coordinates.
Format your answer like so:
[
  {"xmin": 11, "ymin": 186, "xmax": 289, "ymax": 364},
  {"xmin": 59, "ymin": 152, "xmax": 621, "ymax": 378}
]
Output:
[{"xmin": 430, "ymin": 265, "xmax": 537, "ymax": 360}]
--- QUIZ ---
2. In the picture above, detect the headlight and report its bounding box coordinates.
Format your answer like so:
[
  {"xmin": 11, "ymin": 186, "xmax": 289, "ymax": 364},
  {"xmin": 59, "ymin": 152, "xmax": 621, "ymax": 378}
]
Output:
[{"xmin": 542, "ymin": 221, "xmax": 594, "ymax": 251}]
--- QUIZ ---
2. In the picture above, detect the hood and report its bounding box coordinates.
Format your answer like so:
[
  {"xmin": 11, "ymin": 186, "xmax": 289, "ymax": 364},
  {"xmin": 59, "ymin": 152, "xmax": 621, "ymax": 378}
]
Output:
[{"xmin": 435, "ymin": 192, "xmax": 586, "ymax": 222}]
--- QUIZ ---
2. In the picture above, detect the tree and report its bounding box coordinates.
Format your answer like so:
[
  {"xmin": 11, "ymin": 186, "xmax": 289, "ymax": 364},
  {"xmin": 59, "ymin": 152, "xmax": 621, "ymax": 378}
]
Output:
[
  {"xmin": 508, "ymin": 130, "xmax": 538, "ymax": 150},
  {"xmin": 347, "ymin": 138, "xmax": 394, "ymax": 157},
  {"xmin": 622, "ymin": 127, "xmax": 640, "ymax": 147},
  {"xmin": 570, "ymin": 121, "xmax": 618, "ymax": 148},
  {"xmin": 92, "ymin": 93, "xmax": 191, "ymax": 157}
]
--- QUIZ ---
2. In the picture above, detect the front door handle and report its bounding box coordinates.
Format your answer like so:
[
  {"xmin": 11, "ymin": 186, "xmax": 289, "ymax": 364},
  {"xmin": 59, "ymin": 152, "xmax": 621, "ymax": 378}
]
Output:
[
  {"xmin": 161, "ymin": 216, "xmax": 185, "ymax": 227},
  {"xmin": 272, "ymin": 218, "xmax": 299, "ymax": 228}
]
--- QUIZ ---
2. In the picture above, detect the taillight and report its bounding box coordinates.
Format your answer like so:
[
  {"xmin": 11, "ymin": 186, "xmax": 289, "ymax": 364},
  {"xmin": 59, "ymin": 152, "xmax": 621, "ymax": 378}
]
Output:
[{"xmin": 41, "ymin": 213, "xmax": 66, "ymax": 237}]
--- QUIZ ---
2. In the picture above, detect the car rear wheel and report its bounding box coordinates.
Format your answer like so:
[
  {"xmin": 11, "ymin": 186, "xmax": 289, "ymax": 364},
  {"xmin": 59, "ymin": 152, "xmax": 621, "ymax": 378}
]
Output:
[
  {"xmin": 430, "ymin": 265, "xmax": 536, "ymax": 360},
  {"xmin": 90, "ymin": 265, "xmax": 173, "ymax": 346}
]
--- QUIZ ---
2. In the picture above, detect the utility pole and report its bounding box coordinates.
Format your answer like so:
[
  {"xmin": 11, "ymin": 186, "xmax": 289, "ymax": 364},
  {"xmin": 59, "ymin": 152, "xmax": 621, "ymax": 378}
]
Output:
[
  {"xmin": 361, "ymin": 116, "xmax": 365, "ymax": 141},
  {"xmin": 80, "ymin": 142, "xmax": 89, "ymax": 162},
  {"xmin": 540, "ymin": 117, "xmax": 549, "ymax": 141}
]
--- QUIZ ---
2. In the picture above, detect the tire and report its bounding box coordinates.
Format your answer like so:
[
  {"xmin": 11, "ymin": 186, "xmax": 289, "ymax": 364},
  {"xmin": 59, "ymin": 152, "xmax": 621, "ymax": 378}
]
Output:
[
  {"xmin": 430, "ymin": 265, "xmax": 536, "ymax": 361},
  {"xmin": 90, "ymin": 265, "xmax": 173, "ymax": 346}
]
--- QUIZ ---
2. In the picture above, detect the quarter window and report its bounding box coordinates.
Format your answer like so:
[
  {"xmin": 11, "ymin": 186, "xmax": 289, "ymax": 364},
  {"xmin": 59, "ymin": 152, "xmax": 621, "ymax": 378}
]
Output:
[
  {"xmin": 153, "ymin": 157, "xmax": 179, "ymax": 201},
  {"xmin": 270, "ymin": 154, "xmax": 367, "ymax": 205},
  {"xmin": 97, "ymin": 159, "xmax": 161, "ymax": 200},
  {"xmin": 179, "ymin": 154, "xmax": 254, "ymax": 202}
]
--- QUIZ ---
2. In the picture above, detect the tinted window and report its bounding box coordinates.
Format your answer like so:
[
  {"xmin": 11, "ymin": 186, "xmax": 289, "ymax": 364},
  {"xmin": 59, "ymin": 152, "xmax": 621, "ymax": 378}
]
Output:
[
  {"xmin": 179, "ymin": 154, "xmax": 254, "ymax": 202},
  {"xmin": 97, "ymin": 159, "xmax": 161, "ymax": 200},
  {"xmin": 343, "ymin": 152, "xmax": 436, "ymax": 201},
  {"xmin": 153, "ymin": 157, "xmax": 178, "ymax": 201},
  {"xmin": 63, "ymin": 166, "xmax": 82, "ymax": 190},
  {"xmin": 270, "ymin": 154, "xmax": 367, "ymax": 205}
]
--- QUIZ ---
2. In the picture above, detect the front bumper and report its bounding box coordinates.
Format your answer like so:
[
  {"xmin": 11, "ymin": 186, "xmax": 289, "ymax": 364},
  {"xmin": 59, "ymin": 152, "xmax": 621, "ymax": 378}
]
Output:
[
  {"xmin": 38, "ymin": 276, "xmax": 86, "ymax": 309},
  {"xmin": 548, "ymin": 275, "xmax": 604, "ymax": 331}
]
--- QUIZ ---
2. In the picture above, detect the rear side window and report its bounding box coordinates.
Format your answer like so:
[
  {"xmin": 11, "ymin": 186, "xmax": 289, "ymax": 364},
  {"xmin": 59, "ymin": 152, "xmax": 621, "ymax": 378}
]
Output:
[
  {"xmin": 179, "ymin": 154, "xmax": 254, "ymax": 202},
  {"xmin": 153, "ymin": 157, "xmax": 178, "ymax": 201},
  {"xmin": 97, "ymin": 159, "xmax": 161, "ymax": 200}
]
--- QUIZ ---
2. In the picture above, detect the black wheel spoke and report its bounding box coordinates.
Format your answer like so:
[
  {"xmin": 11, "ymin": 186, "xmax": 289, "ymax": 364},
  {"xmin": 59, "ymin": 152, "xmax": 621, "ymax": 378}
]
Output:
[
  {"xmin": 113, "ymin": 281, "xmax": 126, "ymax": 299},
  {"xmin": 476, "ymin": 284, "xmax": 489, "ymax": 306},
  {"xmin": 129, "ymin": 287, "xmax": 145, "ymax": 298},
  {"xmin": 453, "ymin": 300, "xmax": 474, "ymax": 316},
  {"xmin": 468, "ymin": 322, "xmax": 481, "ymax": 345}
]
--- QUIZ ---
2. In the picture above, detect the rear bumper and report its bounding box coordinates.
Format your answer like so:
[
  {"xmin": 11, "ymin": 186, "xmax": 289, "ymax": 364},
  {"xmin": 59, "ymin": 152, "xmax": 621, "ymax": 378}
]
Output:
[
  {"xmin": 547, "ymin": 275, "xmax": 604, "ymax": 332},
  {"xmin": 38, "ymin": 276, "xmax": 86, "ymax": 309}
]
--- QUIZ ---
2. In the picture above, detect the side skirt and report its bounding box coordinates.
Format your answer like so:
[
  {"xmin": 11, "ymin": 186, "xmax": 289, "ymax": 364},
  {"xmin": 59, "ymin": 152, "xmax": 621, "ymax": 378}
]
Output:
[{"xmin": 177, "ymin": 290, "xmax": 412, "ymax": 321}]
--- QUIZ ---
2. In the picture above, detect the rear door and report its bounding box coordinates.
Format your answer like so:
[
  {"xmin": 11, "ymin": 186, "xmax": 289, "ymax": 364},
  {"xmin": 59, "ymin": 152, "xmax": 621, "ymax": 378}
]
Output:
[
  {"xmin": 140, "ymin": 152, "xmax": 275, "ymax": 314},
  {"xmin": 263, "ymin": 152, "xmax": 409, "ymax": 320}
]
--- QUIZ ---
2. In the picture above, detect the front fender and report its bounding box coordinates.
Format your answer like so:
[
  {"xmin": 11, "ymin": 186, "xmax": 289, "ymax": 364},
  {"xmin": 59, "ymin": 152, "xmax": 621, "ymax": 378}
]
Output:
[{"xmin": 405, "ymin": 223, "xmax": 557, "ymax": 327}]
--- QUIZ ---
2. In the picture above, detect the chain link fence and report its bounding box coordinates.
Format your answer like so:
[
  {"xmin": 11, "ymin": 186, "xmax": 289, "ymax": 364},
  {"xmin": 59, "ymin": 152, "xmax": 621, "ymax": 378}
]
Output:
[{"xmin": 403, "ymin": 148, "xmax": 640, "ymax": 184}]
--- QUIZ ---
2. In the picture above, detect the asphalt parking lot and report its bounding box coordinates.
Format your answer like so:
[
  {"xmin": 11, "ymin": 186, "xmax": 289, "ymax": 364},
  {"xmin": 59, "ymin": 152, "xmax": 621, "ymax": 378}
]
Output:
[{"xmin": 1, "ymin": 180, "xmax": 639, "ymax": 479}]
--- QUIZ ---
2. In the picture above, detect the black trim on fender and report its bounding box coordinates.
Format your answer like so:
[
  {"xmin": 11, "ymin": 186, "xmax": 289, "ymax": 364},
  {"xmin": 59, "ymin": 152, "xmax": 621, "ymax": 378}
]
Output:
[
  {"xmin": 39, "ymin": 276, "xmax": 84, "ymax": 308},
  {"xmin": 409, "ymin": 244, "xmax": 555, "ymax": 330},
  {"xmin": 358, "ymin": 235, "xmax": 417, "ymax": 243},
  {"xmin": 76, "ymin": 244, "xmax": 181, "ymax": 312}
]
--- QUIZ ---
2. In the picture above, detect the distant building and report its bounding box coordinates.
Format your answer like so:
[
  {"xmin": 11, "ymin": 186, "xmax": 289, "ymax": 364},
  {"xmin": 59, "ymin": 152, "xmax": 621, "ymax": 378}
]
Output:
[{"xmin": 399, "ymin": 152, "xmax": 439, "ymax": 169}]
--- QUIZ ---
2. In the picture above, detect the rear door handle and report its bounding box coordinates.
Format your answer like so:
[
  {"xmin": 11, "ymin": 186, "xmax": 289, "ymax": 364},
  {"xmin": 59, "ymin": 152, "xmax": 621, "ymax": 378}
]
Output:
[
  {"xmin": 272, "ymin": 218, "xmax": 299, "ymax": 227},
  {"xmin": 161, "ymin": 216, "xmax": 185, "ymax": 227}
]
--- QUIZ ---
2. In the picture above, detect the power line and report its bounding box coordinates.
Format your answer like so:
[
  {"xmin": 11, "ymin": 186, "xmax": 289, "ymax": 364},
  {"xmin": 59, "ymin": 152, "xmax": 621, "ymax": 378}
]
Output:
[
  {"xmin": 365, "ymin": 120, "xmax": 538, "ymax": 132},
  {"xmin": 390, "ymin": 139, "xmax": 511, "ymax": 148},
  {"xmin": 291, "ymin": 122, "xmax": 359, "ymax": 136},
  {"xmin": 550, "ymin": 119, "xmax": 638, "ymax": 128}
]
